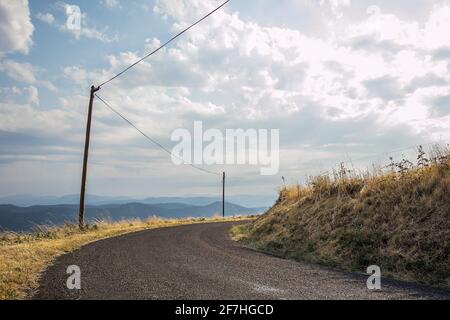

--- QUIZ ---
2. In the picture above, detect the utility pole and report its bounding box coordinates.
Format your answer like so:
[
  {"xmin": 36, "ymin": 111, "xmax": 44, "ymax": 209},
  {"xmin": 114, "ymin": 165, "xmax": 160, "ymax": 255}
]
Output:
[
  {"xmin": 222, "ymin": 171, "xmax": 225, "ymax": 218},
  {"xmin": 79, "ymin": 85, "xmax": 100, "ymax": 229}
]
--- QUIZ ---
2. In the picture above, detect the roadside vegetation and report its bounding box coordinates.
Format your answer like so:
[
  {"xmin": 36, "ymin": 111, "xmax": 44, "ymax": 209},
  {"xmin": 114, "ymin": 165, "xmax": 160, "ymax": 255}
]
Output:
[
  {"xmin": 0, "ymin": 216, "xmax": 251, "ymax": 300},
  {"xmin": 232, "ymin": 145, "xmax": 450, "ymax": 289}
]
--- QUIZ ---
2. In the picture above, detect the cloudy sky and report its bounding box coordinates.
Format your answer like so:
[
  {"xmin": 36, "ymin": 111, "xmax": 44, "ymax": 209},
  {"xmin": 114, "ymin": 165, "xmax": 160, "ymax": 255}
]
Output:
[{"xmin": 1, "ymin": 0, "xmax": 450, "ymax": 200}]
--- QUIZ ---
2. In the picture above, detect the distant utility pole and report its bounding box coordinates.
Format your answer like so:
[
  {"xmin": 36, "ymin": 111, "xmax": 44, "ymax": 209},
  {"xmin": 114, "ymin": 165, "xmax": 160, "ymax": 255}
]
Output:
[
  {"xmin": 222, "ymin": 172, "xmax": 226, "ymax": 218},
  {"xmin": 79, "ymin": 85, "xmax": 100, "ymax": 229}
]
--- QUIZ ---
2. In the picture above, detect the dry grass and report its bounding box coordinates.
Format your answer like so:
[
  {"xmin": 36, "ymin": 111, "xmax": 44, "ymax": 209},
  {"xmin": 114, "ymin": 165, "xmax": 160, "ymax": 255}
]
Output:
[
  {"xmin": 0, "ymin": 216, "xmax": 251, "ymax": 300},
  {"xmin": 232, "ymin": 145, "xmax": 450, "ymax": 288}
]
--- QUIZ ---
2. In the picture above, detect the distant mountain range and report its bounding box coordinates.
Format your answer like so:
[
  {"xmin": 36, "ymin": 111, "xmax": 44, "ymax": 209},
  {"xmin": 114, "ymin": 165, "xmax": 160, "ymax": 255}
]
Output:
[
  {"xmin": 0, "ymin": 194, "xmax": 276, "ymax": 208},
  {"xmin": 0, "ymin": 201, "xmax": 268, "ymax": 232}
]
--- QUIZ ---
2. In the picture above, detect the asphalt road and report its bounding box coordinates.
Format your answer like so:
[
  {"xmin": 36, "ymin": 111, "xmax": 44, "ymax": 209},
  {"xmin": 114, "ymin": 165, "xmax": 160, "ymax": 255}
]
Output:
[{"xmin": 34, "ymin": 221, "xmax": 450, "ymax": 300}]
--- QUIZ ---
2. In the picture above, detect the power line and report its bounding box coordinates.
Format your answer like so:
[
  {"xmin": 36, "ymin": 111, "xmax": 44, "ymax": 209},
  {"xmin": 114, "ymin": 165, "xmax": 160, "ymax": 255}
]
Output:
[
  {"xmin": 95, "ymin": 94, "xmax": 220, "ymax": 176},
  {"xmin": 98, "ymin": 0, "xmax": 231, "ymax": 88}
]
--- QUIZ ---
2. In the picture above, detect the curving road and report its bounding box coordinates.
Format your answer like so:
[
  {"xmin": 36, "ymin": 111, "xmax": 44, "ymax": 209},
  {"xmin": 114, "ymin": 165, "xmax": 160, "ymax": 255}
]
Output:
[{"xmin": 34, "ymin": 221, "xmax": 450, "ymax": 300}]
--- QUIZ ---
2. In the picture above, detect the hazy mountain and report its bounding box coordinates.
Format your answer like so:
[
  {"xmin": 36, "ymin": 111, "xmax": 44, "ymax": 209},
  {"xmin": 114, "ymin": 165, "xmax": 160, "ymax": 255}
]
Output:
[
  {"xmin": 141, "ymin": 195, "xmax": 277, "ymax": 208},
  {"xmin": 0, "ymin": 194, "xmax": 135, "ymax": 207},
  {"xmin": 141, "ymin": 196, "xmax": 220, "ymax": 206},
  {"xmin": 0, "ymin": 202, "xmax": 267, "ymax": 232},
  {"xmin": 0, "ymin": 194, "xmax": 277, "ymax": 208}
]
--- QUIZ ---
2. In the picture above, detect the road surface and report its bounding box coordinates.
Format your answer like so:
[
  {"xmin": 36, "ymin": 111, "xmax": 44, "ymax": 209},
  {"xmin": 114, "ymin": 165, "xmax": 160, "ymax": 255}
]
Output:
[{"xmin": 34, "ymin": 221, "xmax": 450, "ymax": 300}]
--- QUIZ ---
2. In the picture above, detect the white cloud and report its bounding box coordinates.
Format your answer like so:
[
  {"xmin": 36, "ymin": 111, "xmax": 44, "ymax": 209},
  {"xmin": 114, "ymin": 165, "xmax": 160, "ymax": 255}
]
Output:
[
  {"xmin": 0, "ymin": 86, "xmax": 82, "ymax": 134},
  {"xmin": 423, "ymin": 2, "xmax": 450, "ymax": 49},
  {"xmin": 64, "ymin": 65, "xmax": 89, "ymax": 86},
  {"xmin": 0, "ymin": 0, "xmax": 34, "ymax": 54},
  {"xmin": 0, "ymin": 86, "xmax": 39, "ymax": 109},
  {"xmin": 0, "ymin": 59, "xmax": 56, "ymax": 91},
  {"xmin": 27, "ymin": 85, "xmax": 39, "ymax": 105},
  {"xmin": 0, "ymin": 59, "xmax": 37, "ymax": 83},
  {"xmin": 36, "ymin": 12, "xmax": 55, "ymax": 24},
  {"xmin": 88, "ymin": 0, "xmax": 449, "ymax": 142},
  {"xmin": 348, "ymin": 2, "xmax": 450, "ymax": 50},
  {"xmin": 319, "ymin": 0, "xmax": 351, "ymax": 18},
  {"xmin": 58, "ymin": 3, "xmax": 118, "ymax": 43},
  {"xmin": 101, "ymin": 0, "xmax": 121, "ymax": 9}
]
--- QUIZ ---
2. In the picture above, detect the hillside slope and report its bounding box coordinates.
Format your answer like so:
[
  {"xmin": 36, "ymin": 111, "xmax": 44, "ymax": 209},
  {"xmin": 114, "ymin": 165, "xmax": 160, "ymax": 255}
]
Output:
[{"xmin": 233, "ymin": 149, "xmax": 450, "ymax": 288}]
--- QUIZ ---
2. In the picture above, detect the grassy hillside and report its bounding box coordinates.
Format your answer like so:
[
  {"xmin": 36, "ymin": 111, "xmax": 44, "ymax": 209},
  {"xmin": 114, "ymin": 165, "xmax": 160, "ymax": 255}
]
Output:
[
  {"xmin": 0, "ymin": 216, "xmax": 252, "ymax": 300},
  {"xmin": 232, "ymin": 145, "xmax": 450, "ymax": 288}
]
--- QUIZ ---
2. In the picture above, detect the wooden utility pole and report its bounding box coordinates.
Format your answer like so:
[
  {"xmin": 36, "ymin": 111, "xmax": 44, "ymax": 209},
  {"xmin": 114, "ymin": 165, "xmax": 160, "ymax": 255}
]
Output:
[
  {"xmin": 79, "ymin": 85, "xmax": 100, "ymax": 229},
  {"xmin": 222, "ymin": 172, "xmax": 225, "ymax": 218}
]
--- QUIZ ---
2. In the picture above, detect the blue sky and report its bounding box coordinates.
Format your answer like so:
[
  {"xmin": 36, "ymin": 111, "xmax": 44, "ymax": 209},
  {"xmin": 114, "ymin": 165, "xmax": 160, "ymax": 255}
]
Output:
[{"xmin": 1, "ymin": 0, "xmax": 450, "ymax": 199}]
